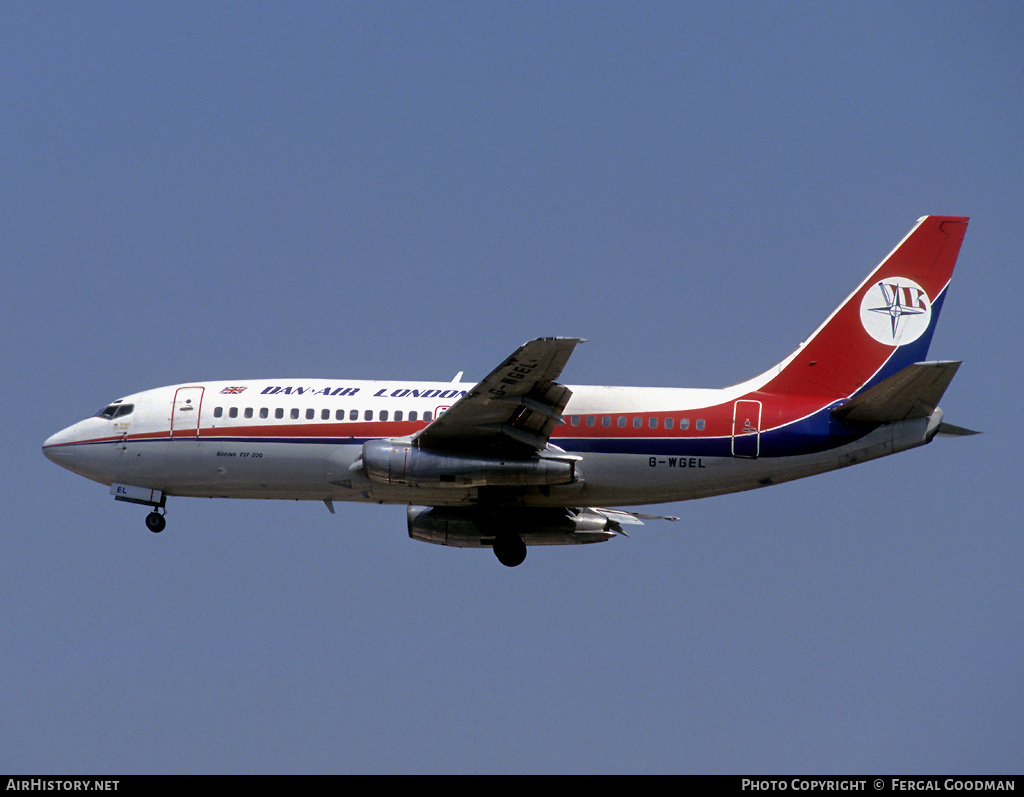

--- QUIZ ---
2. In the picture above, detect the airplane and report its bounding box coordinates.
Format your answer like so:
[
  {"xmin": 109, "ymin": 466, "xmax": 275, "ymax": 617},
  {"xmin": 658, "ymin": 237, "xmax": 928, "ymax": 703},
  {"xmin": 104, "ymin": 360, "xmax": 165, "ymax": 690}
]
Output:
[{"xmin": 43, "ymin": 215, "xmax": 976, "ymax": 567}]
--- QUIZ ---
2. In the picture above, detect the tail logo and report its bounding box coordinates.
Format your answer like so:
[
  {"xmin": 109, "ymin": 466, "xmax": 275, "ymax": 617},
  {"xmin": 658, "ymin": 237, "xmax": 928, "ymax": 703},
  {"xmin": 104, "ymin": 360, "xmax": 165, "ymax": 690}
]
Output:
[{"xmin": 859, "ymin": 277, "xmax": 932, "ymax": 346}]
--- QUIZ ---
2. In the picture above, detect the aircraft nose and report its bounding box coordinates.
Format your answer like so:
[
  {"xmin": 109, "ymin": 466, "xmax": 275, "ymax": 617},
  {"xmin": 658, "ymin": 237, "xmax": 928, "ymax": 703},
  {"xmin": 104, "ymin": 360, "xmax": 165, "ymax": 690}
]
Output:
[{"xmin": 42, "ymin": 423, "xmax": 80, "ymax": 469}]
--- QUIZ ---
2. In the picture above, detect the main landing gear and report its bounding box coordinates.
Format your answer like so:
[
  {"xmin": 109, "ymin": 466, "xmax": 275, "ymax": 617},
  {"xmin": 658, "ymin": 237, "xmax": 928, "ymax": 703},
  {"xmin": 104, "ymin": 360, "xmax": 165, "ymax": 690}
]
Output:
[{"xmin": 492, "ymin": 533, "xmax": 527, "ymax": 568}]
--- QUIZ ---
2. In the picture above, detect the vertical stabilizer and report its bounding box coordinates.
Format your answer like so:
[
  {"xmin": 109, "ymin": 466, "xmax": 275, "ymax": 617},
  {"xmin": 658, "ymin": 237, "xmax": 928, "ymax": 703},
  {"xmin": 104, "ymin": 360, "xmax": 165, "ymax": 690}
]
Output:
[{"xmin": 762, "ymin": 216, "xmax": 968, "ymax": 398}]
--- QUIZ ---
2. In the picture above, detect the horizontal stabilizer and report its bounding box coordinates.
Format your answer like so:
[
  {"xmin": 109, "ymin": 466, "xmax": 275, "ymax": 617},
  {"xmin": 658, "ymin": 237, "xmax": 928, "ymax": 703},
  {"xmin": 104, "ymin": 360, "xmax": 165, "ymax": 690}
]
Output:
[{"xmin": 832, "ymin": 361, "xmax": 962, "ymax": 423}]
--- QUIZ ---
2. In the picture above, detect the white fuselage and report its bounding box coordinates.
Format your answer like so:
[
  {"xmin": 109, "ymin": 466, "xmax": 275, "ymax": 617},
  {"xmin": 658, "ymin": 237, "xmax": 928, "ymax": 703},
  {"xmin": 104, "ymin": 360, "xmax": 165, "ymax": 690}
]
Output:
[{"xmin": 43, "ymin": 377, "xmax": 938, "ymax": 510}]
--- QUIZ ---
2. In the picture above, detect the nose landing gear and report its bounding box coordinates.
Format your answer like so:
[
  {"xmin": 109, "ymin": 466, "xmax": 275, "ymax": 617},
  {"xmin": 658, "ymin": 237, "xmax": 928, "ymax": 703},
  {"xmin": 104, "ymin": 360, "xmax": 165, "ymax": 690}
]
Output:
[
  {"xmin": 145, "ymin": 511, "xmax": 166, "ymax": 533},
  {"xmin": 110, "ymin": 483, "xmax": 168, "ymax": 534}
]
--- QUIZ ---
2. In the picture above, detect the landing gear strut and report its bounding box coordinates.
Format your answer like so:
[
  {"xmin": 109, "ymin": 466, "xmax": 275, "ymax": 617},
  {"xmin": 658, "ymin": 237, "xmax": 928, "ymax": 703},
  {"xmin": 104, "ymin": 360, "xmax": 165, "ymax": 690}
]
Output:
[
  {"xmin": 110, "ymin": 483, "xmax": 168, "ymax": 533},
  {"xmin": 493, "ymin": 533, "xmax": 527, "ymax": 568}
]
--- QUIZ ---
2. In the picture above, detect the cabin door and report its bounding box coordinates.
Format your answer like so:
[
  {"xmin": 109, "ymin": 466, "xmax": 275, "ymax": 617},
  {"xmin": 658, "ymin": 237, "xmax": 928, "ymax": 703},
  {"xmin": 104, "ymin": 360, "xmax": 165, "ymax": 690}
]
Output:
[
  {"xmin": 171, "ymin": 387, "xmax": 205, "ymax": 438},
  {"xmin": 731, "ymin": 400, "xmax": 762, "ymax": 458}
]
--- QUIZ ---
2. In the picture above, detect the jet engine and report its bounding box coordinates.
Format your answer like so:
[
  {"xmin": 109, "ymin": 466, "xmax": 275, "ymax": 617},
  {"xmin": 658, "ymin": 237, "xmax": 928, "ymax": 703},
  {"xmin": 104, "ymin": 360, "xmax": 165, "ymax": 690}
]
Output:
[
  {"xmin": 408, "ymin": 505, "xmax": 617, "ymax": 547},
  {"xmin": 408, "ymin": 505, "xmax": 624, "ymax": 566},
  {"xmin": 358, "ymin": 439, "xmax": 579, "ymax": 489}
]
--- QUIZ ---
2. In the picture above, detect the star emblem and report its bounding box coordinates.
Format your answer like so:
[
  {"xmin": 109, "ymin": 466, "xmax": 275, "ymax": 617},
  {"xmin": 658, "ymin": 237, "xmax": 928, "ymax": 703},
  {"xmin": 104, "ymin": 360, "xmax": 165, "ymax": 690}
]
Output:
[{"xmin": 867, "ymin": 281, "xmax": 928, "ymax": 339}]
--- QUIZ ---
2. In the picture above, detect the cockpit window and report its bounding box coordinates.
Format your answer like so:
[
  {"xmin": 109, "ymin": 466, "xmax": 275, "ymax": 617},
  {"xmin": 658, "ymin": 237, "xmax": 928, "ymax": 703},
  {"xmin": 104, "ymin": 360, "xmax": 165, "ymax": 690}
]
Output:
[{"xmin": 95, "ymin": 403, "xmax": 134, "ymax": 420}]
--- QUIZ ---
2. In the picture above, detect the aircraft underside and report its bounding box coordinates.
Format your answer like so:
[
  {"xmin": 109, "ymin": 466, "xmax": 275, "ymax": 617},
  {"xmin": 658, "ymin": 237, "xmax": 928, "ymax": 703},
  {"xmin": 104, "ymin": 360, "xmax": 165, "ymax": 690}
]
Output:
[
  {"xmin": 73, "ymin": 414, "xmax": 942, "ymax": 567},
  {"xmin": 78, "ymin": 414, "xmax": 938, "ymax": 566}
]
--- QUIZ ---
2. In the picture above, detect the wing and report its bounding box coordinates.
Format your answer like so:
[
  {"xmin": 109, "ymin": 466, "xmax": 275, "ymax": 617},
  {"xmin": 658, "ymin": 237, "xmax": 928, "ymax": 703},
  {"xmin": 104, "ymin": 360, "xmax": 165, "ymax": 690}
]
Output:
[{"xmin": 413, "ymin": 337, "xmax": 585, "ymax": 454}]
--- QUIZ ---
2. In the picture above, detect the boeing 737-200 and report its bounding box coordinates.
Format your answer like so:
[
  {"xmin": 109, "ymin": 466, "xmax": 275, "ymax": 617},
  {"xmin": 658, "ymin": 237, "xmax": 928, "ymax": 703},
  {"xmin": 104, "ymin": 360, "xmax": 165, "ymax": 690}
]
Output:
[{"xmin": 44, "ymin": 216, "xmax": 976, "ymax": 566}]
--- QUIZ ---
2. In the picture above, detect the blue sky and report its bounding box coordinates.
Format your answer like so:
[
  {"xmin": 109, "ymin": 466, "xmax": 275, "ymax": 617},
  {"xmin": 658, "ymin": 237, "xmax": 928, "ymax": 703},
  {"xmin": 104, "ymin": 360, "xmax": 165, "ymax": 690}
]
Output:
[{"xmin": 3, "ymin": 1, "xmax": 1022, "ymax": 774}]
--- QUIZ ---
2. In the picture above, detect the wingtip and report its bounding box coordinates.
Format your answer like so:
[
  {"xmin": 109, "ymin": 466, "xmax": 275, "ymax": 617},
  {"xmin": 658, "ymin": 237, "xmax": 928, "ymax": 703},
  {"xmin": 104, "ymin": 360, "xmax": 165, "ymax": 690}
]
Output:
[{"xmin": 935, "ymin": 422, "xmax": 981, "ymax": 437}]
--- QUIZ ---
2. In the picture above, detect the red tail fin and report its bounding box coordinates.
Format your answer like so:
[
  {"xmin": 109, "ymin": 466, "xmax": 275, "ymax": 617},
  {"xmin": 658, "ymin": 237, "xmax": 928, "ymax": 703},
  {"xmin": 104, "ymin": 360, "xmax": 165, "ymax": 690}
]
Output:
[{"xmin": 761, "ymin": 216, "xmax": 968, "ymax": 398}]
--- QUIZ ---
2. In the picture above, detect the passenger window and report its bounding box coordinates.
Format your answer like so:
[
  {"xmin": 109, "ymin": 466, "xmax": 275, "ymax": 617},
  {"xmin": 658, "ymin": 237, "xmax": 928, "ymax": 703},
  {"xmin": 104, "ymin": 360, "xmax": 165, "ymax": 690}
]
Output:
[
  {"xmin": 633, "ymin": 417, "xmax": 642, "ymax": 429},
  {"xmin": 364, "ymin": 410, "xmax": 373, "ymax": 421},
  {"xmin": 213, "ymin": 407, "xmax": 223, "ymax": 418},
  {"xmin": 696, "ymin": 419, "xmax": 705, "ymax": 430},
  {"xmin": 602, "ymin": 416, "xmax": 611, "ymax": 427},
  {"xmin": 228, "ymin": 407, "xmax": 238, "ymax": 418},
  {"xmin": 380, "ymin": 410, "xmax": 388, "ymax": 421},
  {"xmin": 260, "ymin": 408, "xmax": 268, "ymax": 419},
  {"xmin": 586, "ymin": 416, "xmax": 596, "ymax": 427},
  {"xmin": 664, "ymin": 418, "xmax": 674, "ymax": 430},
  {"xmin": 335, "ymin": 410, "xmax": 344, "ymax": 421},
  {"xmin": 423, "ymin": 411, "xmax": 432, "ymax": 422},
  {"xmin": 570, "ymin": 416, "xmax": 580, "ymax": 426},
  {"xmin": 350, "ymin": 409, "xmax": 358, "ymax": 421},
  {"xmin": 244, "ymin": 408, "xmax": 253, "ymax": 419},
  {"xmin": 680, "ymin": 418, "xmax": 689, "ymax": 430},
  {"xmin": 305, "ymin": 409, "xmax": 314, "ymax": 420},
  {"xmin": 394, "ymin": 410, "xmax": 403, "ymax": 422},
  {"xmin": 275, "ymin": 408, "xmax": 283, "ymax": 419},
  {"xmin": 617, "ymin": 416, "xmax": 626, "ymax": 428},
  {"xmin": 649, "ymin": 417, "xmax": 658, "ymax": 429},
  {"xmin": 291, "ymin": 408, "xmax": 299, "ymax": 420},
  {"xmin": 321, "ymin": 409, "xmax": 330, "ymax": 420},
  {"xmin": 409, "ymin": 411, "xmax": 418, "ymax": 422}
]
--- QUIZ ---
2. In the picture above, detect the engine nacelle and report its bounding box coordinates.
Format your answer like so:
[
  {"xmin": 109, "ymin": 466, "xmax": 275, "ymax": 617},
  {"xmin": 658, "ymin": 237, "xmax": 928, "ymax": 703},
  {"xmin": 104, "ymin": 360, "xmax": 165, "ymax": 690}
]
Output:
[
  {"xmin": 407, "ymin": 505, "xmax": 616, "ymax": 547},
  {"xmin": 360, "ymin": 439, "xmax": 579, "ymax": 488}
]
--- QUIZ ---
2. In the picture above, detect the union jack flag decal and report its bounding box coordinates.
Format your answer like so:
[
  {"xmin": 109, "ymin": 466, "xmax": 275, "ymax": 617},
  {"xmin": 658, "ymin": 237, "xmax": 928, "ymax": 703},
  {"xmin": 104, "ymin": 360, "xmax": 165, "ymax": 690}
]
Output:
[{"xmin": 220, "ymin": 386, "xmax": 247, "ymax": 394}]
